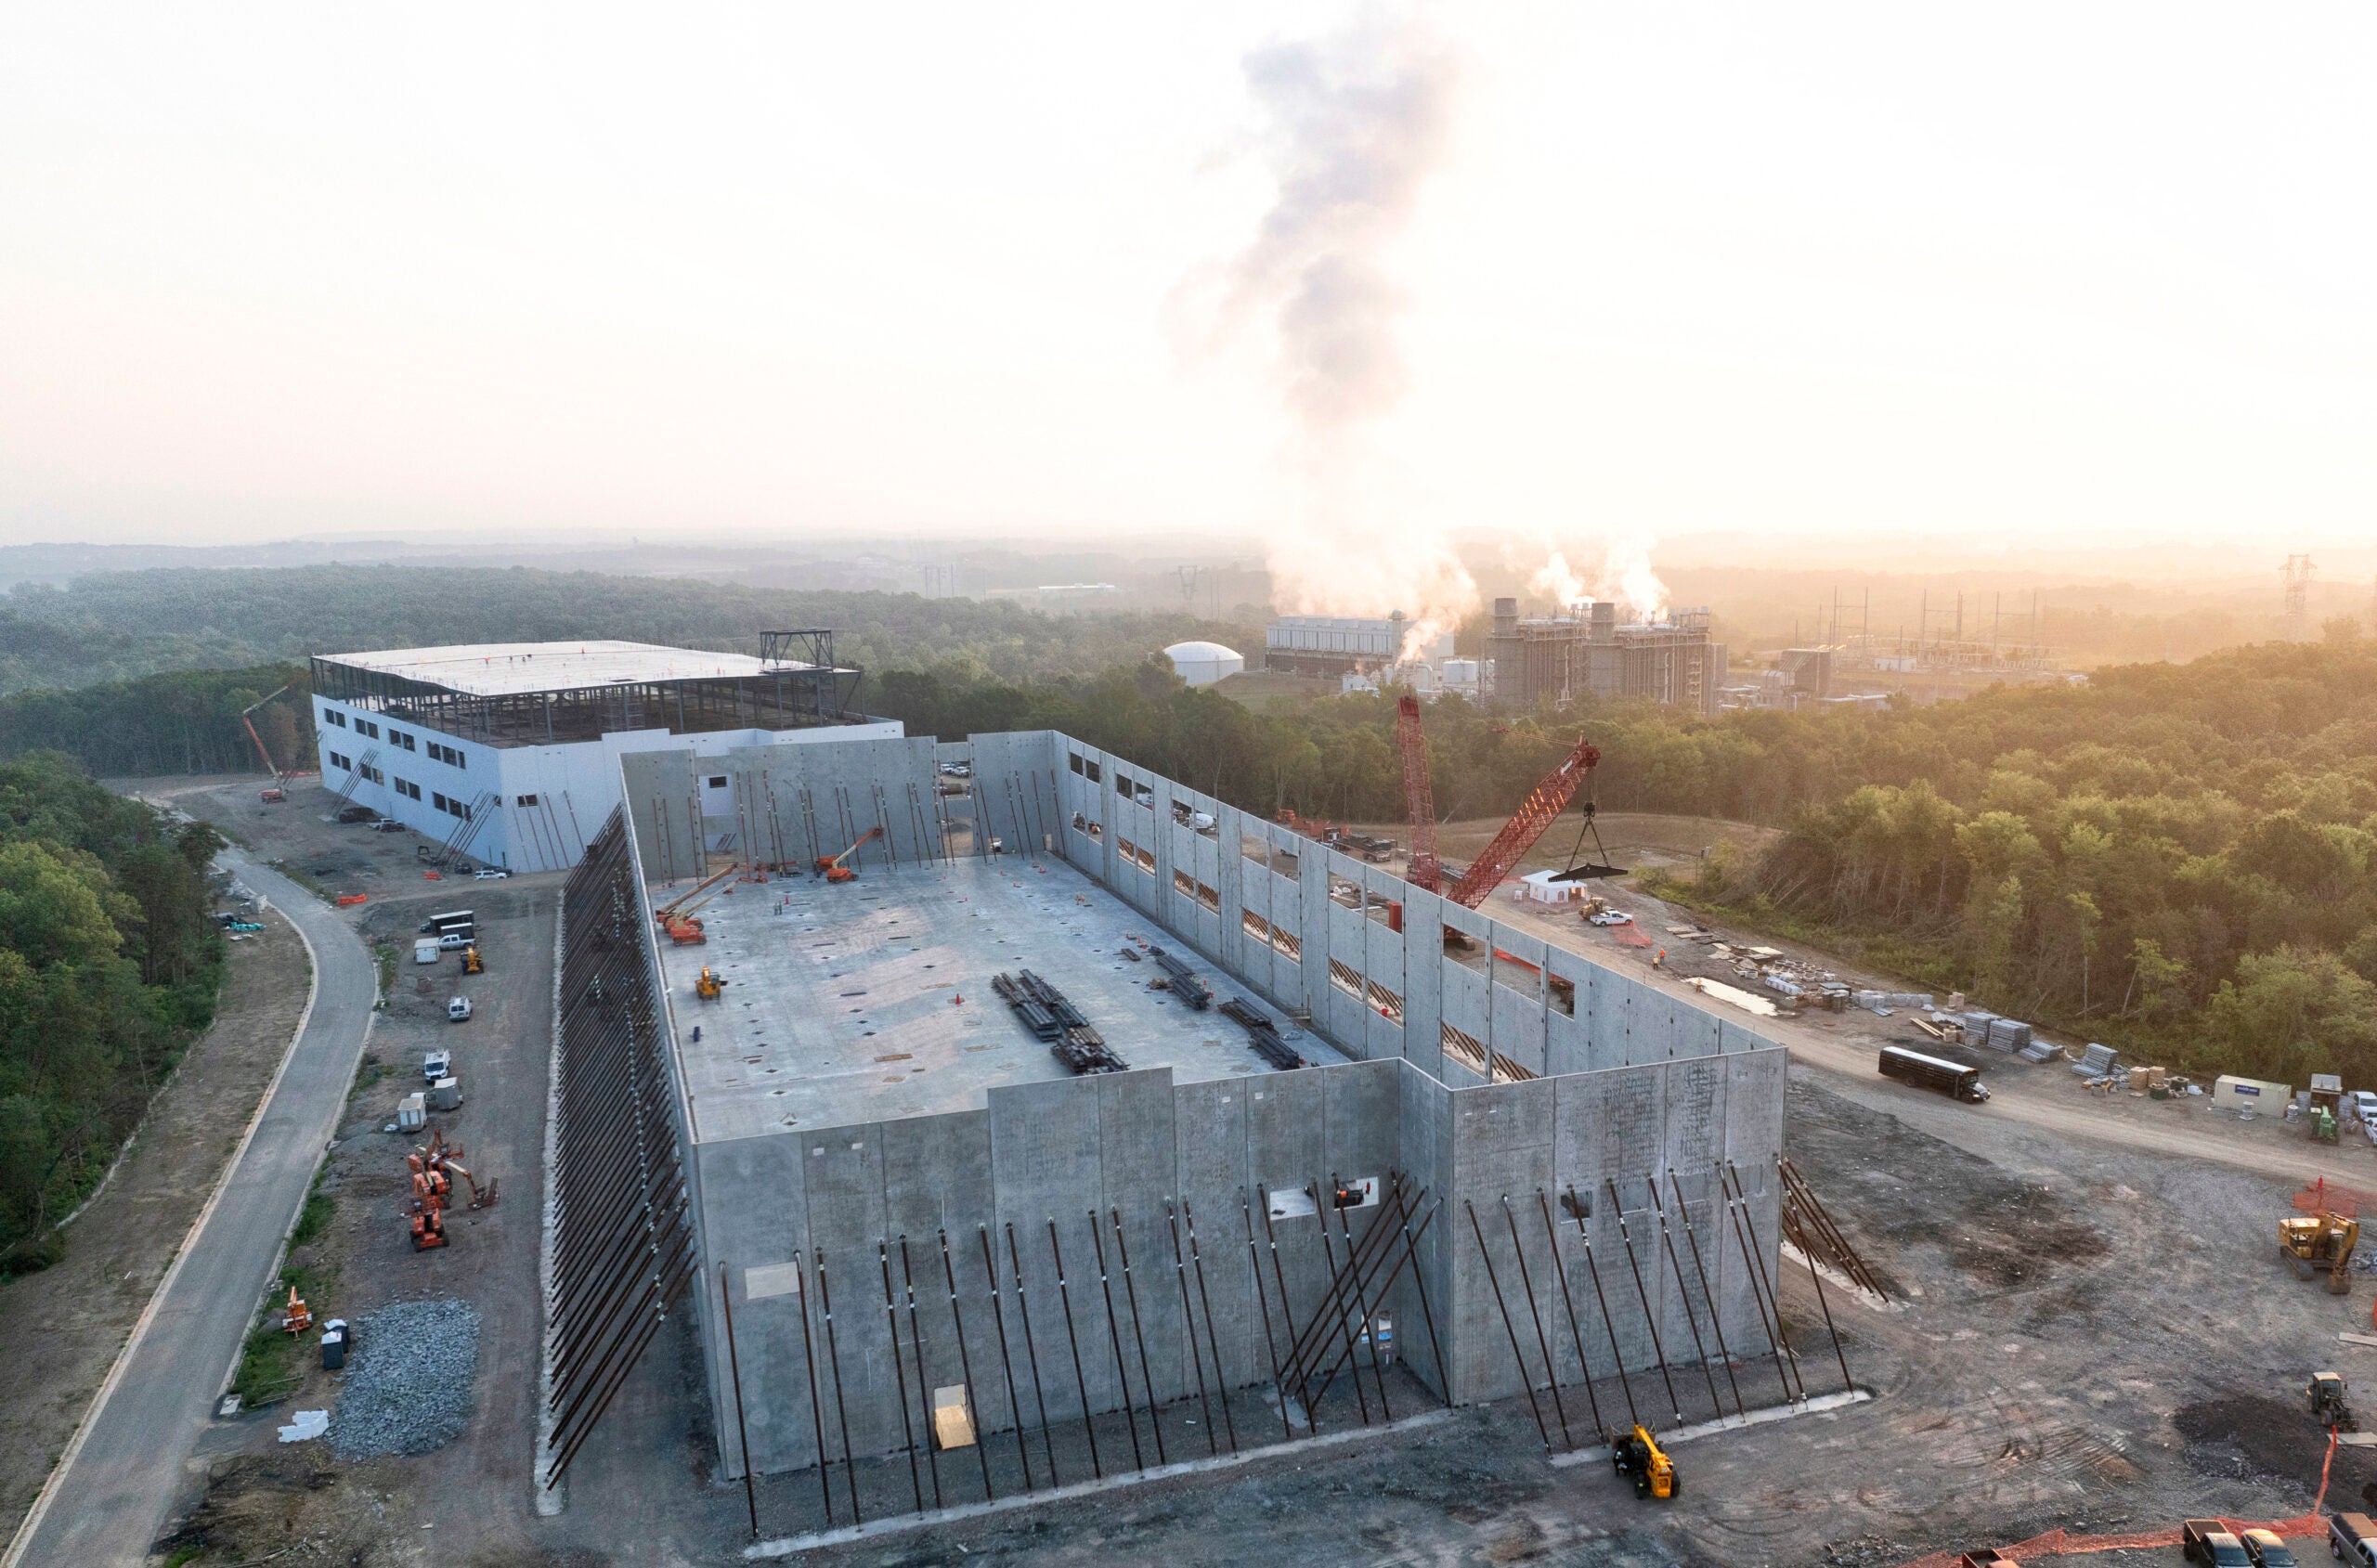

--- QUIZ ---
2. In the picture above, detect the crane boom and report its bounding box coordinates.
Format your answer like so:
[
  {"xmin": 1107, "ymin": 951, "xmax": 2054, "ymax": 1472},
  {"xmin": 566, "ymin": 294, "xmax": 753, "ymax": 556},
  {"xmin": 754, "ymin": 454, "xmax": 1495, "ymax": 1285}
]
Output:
[
  {"xmin": 1395, "ymin": 694, "xmax": 1441, "ymax": 892},
  {"xmin": 240, "ymin": 683, "xmax": 293, "ymax": 781},
  {"xmin": 1443, "ymin": 734, "xmax": 1601, "ymax": 908}
]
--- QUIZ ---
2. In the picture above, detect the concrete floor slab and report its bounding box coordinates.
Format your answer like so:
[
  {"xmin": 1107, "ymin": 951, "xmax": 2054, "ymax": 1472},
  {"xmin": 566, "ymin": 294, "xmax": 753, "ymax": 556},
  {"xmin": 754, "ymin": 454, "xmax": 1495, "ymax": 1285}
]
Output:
[{"xmin": 659, "ymin": 856, "xmax": 1349, "ymax": 1144}]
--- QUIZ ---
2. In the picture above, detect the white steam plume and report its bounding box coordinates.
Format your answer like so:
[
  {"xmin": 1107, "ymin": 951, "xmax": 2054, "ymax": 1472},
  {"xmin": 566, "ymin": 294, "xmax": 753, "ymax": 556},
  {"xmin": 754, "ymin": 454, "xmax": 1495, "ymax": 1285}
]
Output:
[
  {"xmin": 1189, "ymin": 12, "xmax": 1468, "ymax": 665},
  {"xmin": 1517, "ymin": 537, "xmax": 1671, "ymax": 619}
]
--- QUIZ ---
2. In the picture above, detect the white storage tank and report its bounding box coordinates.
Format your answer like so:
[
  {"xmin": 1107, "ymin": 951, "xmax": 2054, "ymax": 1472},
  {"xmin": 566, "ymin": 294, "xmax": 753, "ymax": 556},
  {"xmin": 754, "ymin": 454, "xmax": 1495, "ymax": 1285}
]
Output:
[{"xmin": 1163, "ymin": 641, "xmax": 1245, "ymax": 687}]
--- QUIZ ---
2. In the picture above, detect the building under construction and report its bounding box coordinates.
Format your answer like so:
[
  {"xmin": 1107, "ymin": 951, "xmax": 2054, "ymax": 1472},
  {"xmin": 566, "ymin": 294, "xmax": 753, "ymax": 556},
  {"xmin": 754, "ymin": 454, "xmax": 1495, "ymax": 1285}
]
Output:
[
  {"xmin": 1486, "ymin": 599, "xmax": 1726, "ymax": 714},
  {"xmin": 307, "ymin": 637, "xmax": 884, "ymax": 872},
  {"xmin": 543, "ymin": 721, "xmax": 1794, "ymax": 1529}
]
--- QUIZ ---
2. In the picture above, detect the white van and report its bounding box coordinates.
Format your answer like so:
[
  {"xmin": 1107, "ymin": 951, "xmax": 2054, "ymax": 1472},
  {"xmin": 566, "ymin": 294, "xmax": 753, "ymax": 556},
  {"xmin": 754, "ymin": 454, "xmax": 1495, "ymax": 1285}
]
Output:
[{"xmin": 413, "ymin": 939, "xmax": 440, "ymax": 965}]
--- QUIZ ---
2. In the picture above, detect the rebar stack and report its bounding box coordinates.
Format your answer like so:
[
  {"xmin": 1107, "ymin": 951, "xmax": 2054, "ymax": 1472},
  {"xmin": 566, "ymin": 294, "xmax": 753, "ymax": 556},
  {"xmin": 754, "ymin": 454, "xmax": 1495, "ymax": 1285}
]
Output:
[
  {"xmin": 992, "ymin": 970, "xmax": 1128, "ymax": 1074},
  {"xmin": 1145, "ymin": 946, "xmax": 1213, "ymax": 1009},
  {"xmin": 1219, "ymin": 997, "xmax": 1307, "ymax": 1070}
]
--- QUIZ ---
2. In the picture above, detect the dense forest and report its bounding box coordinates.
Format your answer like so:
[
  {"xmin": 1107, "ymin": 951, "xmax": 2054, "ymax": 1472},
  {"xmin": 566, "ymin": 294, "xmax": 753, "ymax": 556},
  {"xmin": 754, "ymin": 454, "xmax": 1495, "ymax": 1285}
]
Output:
[
  {"xmin": 0, "ymin": 755, "xmax": 224, "ymax": 1271},
  {"xmin": 873, "ymin": 635, "xmax": 2377, "ymax": 1091},
  {"xmin": 0, "ymin": 566, "xmax": 1260, "ymax": 693}
]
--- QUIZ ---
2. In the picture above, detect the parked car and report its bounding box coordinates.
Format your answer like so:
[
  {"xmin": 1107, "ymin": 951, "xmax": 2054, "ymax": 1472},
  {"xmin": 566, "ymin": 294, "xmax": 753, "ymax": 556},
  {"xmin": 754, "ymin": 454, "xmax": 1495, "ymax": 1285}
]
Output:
[
  {"xmin": 2183, "ymin": 1521, "xmax": 2251, "ymax": 1567},
  {"xmin": 336, "ymin": 805, "xmax": 377, "ymax": 824},
  {"xmin": 474, "ymin": 867, "xmax": 510, "ymax": 880},
  {"xmin": 373, "ymin": 818, "xmax": 406, "ymax": 833},
  {"xmin": 2352, "ymin": 1089, "xmax": 2377, "ymax": 1124},
  {"xmin": 2333, "ymin": 1513, "xmax": 2377, "ymax": 1568},
  {"xmin": 422, "ymin": 1049, "xmax": 452, "ymax": 1083},
  {"xmin": 447, "ymin": 997, "xmax": 473, "ymax": 1022},
  {"xmin": 1587, "ymin": 910, "xmax": 1633, "ymax": 927},
  {"xmin": 2238, "ymin": 1527, "xmax": 2295, "ymax": 1568},
  {"xmin": 436, "ymin": 931, "xmax": 472, "ymax": 951}
]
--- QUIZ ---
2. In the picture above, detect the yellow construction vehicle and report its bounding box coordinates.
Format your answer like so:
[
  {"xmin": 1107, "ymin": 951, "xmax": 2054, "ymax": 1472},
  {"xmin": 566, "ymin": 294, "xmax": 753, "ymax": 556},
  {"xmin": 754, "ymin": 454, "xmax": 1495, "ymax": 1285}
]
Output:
[
  {"xmin": 2285, "ymin": 1181, "xmax": 2360, "ymax": 1294},
  {"xmin": 461, "ymin": 945, "xmax": 484, "ymax": 975},
  {"xmin": 695, "ymin": 965, "xmax": 726, "ymax": 1000},
  {"xmin": 1610, "ymin": 1425, "xmax": 1676, "ymax": 1499}
]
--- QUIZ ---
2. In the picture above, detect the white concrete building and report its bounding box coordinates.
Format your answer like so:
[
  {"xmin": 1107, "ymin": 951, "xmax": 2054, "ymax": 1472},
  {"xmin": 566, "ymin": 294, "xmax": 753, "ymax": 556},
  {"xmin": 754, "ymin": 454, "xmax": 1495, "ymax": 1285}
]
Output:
[{"xmin": 308, "ymin": 640, "xmax": 896, "ymax": 872}]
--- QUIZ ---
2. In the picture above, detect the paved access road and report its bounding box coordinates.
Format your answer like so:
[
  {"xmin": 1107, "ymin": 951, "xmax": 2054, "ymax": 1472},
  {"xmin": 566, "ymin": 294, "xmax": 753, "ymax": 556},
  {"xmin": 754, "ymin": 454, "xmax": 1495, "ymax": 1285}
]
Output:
[{"xmin": 8, "ymin": 849, "xmax": 377, "ymax": 1568}]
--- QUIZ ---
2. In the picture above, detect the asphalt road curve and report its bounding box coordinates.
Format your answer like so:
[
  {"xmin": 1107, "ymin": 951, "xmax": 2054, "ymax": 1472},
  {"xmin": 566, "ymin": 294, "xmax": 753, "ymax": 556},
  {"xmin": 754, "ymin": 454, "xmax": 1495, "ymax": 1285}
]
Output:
[{"xmin": 6, "ymin": 849, "xmax": 377, "ymax": 1567}]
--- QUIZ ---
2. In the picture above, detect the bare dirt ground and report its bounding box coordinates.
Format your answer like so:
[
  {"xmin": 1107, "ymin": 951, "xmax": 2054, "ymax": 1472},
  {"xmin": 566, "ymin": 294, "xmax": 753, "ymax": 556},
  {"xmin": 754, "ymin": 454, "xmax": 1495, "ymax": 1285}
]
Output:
[
  {"xmin": 124, "ymin": 786, "xmax": 2371, "ymax": 1566},
  {"xmin": 1343, "ymin": 811, "xmax": 1780, "ymax": 880},
  {"xmin": 0, "ymin": 909, "xmax": 311, "ymax": 1542}
]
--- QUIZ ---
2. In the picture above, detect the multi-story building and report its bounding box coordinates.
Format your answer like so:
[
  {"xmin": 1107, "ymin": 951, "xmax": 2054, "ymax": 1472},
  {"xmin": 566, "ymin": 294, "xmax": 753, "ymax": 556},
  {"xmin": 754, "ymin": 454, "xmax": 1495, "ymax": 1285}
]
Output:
[
  {"xmin": 306, "ymin": 638, "xmax": 890, "ymax": 871},
  {"xmin": 1485, "ymin": 599, "xmax": 1726, "ymax": 714}
]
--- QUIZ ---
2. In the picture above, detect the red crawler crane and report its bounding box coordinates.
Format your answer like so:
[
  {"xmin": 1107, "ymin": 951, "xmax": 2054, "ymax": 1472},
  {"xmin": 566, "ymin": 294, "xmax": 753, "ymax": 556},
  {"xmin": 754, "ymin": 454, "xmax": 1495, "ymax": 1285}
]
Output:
[
  {"xmin": 1396, "ymin": 695, "xmax": 1441, "ymax": 891},
  {"xmin": 1394, "ymin": 697, "xmax": 1605, "ymax": 908}
]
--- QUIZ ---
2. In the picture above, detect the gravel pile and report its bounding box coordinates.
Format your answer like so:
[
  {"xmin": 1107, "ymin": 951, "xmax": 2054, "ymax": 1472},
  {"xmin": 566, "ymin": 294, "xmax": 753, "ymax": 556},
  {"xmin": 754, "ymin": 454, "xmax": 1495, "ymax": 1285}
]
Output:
[{"xmin": 328, "ymin": 1297, "xmax": 482, "ymax": 1459}]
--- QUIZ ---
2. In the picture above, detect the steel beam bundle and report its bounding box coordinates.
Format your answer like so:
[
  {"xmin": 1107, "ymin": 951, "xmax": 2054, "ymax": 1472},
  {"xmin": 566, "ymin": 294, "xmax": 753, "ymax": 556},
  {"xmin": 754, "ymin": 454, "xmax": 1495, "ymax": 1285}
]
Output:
[
  {"xmin": 543, "ymin": 809, "xmax": 700, "ymax": 1487},
  {"xmin": 1145, "ymin": 946, "xmax": 1213, "ymax": 1009},
  {"xmin": 1216, "ymin": 997, "xmax": 1308, "ymax": 1070},
  {"xmin": 990, "ymin": 970, "xmax": 1128, "ymax": 1073}
]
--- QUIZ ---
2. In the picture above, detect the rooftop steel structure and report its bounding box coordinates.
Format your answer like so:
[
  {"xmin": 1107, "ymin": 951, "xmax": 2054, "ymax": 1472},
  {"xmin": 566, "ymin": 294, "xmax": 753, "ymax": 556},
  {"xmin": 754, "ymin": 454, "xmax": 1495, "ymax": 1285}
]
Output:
[{"xmin": 309, "ymin": 637, "xmax": 864, "ymax": 748}]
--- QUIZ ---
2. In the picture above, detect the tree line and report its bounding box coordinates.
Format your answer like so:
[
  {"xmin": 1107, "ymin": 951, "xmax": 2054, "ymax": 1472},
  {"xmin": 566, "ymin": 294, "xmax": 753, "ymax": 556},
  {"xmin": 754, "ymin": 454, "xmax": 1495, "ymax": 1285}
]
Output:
[{"xmin": 0, "ymin": 754, "xmax": 225, "ymax": 1271}]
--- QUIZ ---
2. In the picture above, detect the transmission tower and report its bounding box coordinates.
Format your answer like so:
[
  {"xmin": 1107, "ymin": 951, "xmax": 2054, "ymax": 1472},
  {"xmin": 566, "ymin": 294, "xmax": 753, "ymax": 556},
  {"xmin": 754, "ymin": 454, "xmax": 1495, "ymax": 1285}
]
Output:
[
  {"xmin": 2282, "ymin": 554, "xmax": 2316, "ymax": 641},
  {"xmin": 1176, "ymin": 564, "xmax": 1202, "ymax": 610}
]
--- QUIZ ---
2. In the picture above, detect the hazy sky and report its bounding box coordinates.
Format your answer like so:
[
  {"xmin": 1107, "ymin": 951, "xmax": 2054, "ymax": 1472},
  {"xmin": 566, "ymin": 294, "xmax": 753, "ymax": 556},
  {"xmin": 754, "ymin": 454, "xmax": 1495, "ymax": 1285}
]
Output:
[{"xmin": 4, "ymin": 4, "xmax": 2373, "ymax": 563}]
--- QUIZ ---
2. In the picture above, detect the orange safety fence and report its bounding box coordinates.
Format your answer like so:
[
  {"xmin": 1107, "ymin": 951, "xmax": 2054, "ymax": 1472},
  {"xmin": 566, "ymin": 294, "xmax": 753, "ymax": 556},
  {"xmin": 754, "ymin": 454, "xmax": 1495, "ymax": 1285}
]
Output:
[
  {"xmin": 1897, "ymin": 1431, "xmax": 2335, "ymax": 1568},
  {"xmin": 2297, "ymin": 1175, "xmax": 2370, "ymax": 1217},
  {"xmin": 335, "ymin": 893, "xmax": 368, "ymax": 905}
]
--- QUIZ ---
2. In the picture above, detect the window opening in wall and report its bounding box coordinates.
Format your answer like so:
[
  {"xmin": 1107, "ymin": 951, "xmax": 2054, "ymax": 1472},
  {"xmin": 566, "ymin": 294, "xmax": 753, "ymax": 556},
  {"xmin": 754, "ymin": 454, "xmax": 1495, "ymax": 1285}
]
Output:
[
  {"xmin": 1367, "ymin": 978, "xmax": 1403, "ymax": 1023},
  {"xmin": 1272, "ymin": 925, "xmax": 1301, "ymax": 961},
  {"xmin": 1242, "ymin": 907, "xmax": 1270, "ymax": 944},
  {"xmin": 1328, "ymin": 874, "xmax": 1361, "ymax": 910},
  {"xmin": 1085, "ymin": 759, "xmax": 1101, "ymax": 784},
  {"xmin": 708, "ymin": 776, "xmax": 727, "ymax": 788},
  {"xmin": 1442, "ymin": 1022, "xmax": 1487, "ymax": 1073},
  {"xmin": 433, "ymin": 793, "xmax": 448, "ymax": 811},
  {"xmin": 1070, "ymin": 753, "xmax": 1085, "ymax": 776},
  {"xmin": 1241, "ymin": 832, "xmax": 1267, "ymax": 865},
  {"xmin": 1175, "ymin": 868, "xmax": 1197, "ymax": 901},
  {"xmin": 1492, "ymin": 947, "xmax": 1542, "ymax": 999},
  {"xmin": 1270, "ymin": 845, "xmax": 1300, "ymax": 878},
  {"xmin": 1329, "ymin": 958, "xmax": 1364, "ymax": 998},
  {"xmin": 1549, "ymin": 971, "xmax": 1577, "ymax": 1017},
  {"xmin": 1490, "ymin": 1051, "xmax": 1539, "ymax": 1083},
  {"xmin": 516, "ymin": 794, "xmax": 539, "ymax": 807},
  {"xmin": 324, "ymin": 709, "xmax": 346, "ymax": 728},
  {"xmin": 1195, "ymin": 880, "xmax": 1219, "ymax": 914}
]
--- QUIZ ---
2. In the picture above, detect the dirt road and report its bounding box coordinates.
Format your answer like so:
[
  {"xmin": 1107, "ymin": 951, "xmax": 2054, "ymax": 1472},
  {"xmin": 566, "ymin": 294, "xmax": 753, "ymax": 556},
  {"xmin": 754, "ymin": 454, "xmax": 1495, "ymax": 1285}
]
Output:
[{"xmin": 1494, "ymin": 891, "xmax": 2374, "ymax": 1197}]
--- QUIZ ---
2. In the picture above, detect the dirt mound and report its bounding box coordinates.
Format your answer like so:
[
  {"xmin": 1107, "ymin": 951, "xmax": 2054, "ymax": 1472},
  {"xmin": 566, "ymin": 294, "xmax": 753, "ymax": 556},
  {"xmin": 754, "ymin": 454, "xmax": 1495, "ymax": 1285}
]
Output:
[{"xmin": 2176, "ymin": 1392, "xmax": 2375, "ymax": 1500}]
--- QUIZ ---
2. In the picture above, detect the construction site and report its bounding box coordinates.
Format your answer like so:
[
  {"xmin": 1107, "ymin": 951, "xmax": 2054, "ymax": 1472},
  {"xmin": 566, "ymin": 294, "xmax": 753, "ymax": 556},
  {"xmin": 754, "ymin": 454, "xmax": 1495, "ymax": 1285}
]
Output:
[{"xmin": 30, "ymin": 638, "xmax": 2370, "ymax": 1568}]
